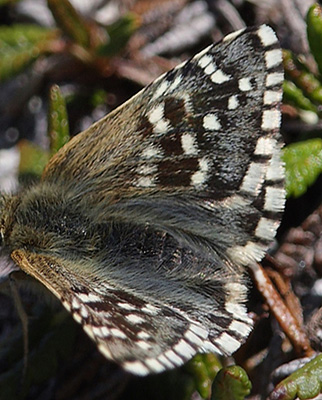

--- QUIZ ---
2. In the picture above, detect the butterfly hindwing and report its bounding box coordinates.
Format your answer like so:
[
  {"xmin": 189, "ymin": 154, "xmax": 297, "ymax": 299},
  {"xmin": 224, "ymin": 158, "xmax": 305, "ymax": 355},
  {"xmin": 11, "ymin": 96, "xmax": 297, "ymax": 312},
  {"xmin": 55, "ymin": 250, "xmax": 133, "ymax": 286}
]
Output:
[{"xmin": 12, "ymin": 238, "xmax": 252, "ymax": 375}]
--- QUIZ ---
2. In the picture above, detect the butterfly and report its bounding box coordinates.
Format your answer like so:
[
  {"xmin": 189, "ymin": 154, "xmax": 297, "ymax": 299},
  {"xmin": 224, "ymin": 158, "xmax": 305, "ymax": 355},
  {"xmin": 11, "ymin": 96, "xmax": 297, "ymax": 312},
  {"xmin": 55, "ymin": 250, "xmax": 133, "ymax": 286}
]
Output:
[{"xmin": 0, "ymin": 25, "xmax": 285, "ymax": 375}]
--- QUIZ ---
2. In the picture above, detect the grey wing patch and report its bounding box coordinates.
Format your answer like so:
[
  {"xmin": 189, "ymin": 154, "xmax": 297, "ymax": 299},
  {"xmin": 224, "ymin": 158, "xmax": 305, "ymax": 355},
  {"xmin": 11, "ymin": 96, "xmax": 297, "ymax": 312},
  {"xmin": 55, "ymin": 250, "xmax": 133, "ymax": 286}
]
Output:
[
  {"xmin": 104, "ymin": 24, "xmax": 284, "ymax": 267},
  {"xmin": 11, "ymin": 247, "xmax": 252, "ymax": 376}
]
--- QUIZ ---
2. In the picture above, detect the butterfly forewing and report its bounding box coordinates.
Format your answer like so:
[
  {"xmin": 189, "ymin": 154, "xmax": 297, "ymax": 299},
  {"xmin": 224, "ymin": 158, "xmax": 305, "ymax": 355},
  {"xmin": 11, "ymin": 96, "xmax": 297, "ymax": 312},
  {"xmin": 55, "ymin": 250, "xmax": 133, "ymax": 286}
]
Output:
[
  {"xmin": 44, "ymin": 25, "xmax": 283, "ymax": 198},
  {"xmin": 42, "ymin": 25, "xmax": 284, "ymax": 266},
  {"xmin": 5, "ymin": 25, "xmax": 285, "ymax": 375}
]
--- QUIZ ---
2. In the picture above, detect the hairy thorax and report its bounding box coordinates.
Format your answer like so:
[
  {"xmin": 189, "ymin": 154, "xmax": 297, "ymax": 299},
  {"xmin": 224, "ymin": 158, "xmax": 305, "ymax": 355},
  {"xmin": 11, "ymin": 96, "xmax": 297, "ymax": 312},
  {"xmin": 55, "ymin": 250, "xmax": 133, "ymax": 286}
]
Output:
[{"xmin": 0, "ymin": 184, "xmax": 102, "ymax": 258}]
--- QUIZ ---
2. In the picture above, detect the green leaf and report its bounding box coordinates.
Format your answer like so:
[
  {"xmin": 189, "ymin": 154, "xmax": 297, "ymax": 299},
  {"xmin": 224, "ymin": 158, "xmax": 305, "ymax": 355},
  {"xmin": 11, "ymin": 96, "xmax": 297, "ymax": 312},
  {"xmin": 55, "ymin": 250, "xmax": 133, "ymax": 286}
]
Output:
[
  {"xmin": 48, "ymin": 84, "xmax": 70, "ymax": 155},
  {"xmin": 211, "ymin": 366, "xmax": 252, "ymax": 400},
  {"xmin": 283, "ymin": 80, "xmax": 318, "ymax": 113},
  {"xmin": 0, "ymin": 0, "xmax": 20, "ymax": 5},
  {"xmin": 19, "ymin": 85, "xmax": 70, "ymax": 177},
  {"xmin": 97, "ymin": 13, "xmax": 139, "ymax": 57},
  {"xmin": 185, "ymin": 354, "xmax": 222, "ymax": 399},
  {"xmin": 47, "ymin": 0, "xmax": 91, "ymax": 48},
  {"xmin": 0, "ymin": 24, "xmax": 57, "ymax": 82},
  {"xmin": 270, "ymin": 355, "xmax": 322, "ymax": 400},
  {"xmin": 307, "ymin": 4, "xmax": 322, "ymax": 77},
  {"xmin": 18, "ymin": 140, "xmax": 49, "ymax": 177},
  {"xmin": 283, "ymin": 138, "xmax": 322, "ymax": 198},
  {"xmin": 283, "ymin": 49, "xmax": 322, "ymax": 106}
]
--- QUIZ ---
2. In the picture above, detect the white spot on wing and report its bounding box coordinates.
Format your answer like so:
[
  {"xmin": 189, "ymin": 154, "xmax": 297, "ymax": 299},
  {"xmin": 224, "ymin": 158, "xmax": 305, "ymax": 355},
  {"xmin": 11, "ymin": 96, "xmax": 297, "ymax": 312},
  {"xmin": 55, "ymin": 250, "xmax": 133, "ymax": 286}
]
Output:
[
  {"xmin": 225, "ymin": 302, "xmax": 251, "ymax": 322},
  {"xmin": 228, "ymin": 95, "xmax": 238, "ymax": 110},
  {"xmin": 266, "ymin": 150, "xmax": 284, "ymax": 181},
  {"xmin": 189, "ymin": 324, "xmax": 208, "ymax": 339},
  {"xmin": 80, "ymin": 305, "xmax": 89, "ymax": 319},
  {"xmin": 168, "ymin": 75, "xmax": 182, "ymax": 92},
  {"xmin": 149, "ymin": 104, "xmax": 164, "ymax": 123},
  {"xmin": 193, "ymin": 44, "xmax": 212, "ymax": 63},
  {"xmin": 238, "ymin": 77, "xmax": 252, "ymax": 92},
  {"xmin": 123, "ymin": 360, "xmax": 150, "ymax": 375},
  {"xmin": 73, "ymin": 313, "xmax": 82, "ymax": 323},
  {"xmin": 215, "ymin": 332, "xmax": 241, "ymax": 353},
  {"xmin": 117, "ymin": 302, "xmax": 137, "ymax": 311},
  {"xmin": 164, "ymin": 350, "xmax": 183, "ymax": 366},
  {"xmin": 228, "ymin": 241, "xmax": 267, "ymax": 265},
  {"xmin": 137, "ymin": 341, "xmax": 152, "ymax": 350},
  {"xmin": 225, "ymin": 282, "xmax": 247, "ymax": 296},
  {"xmin": 101, "ymin": 326, "xmax": 111, "ymax": 337},
  {"xmin": 141, "ymin": 304, "xmax": 160, "ymax": 315},
  {"xmin": 264, "ymin": 90, "xmax": 282, "ymax": 105},
  {"xmin": 83, "ymin": 324, "xmax": 95, "ymax": 340},
  {"xmin": 211, "ymin": 69, "xmax": 231, "ymax": 84},
  {"xmin": 135, "ymin": 176, "xmax": 155, "ymax": 187},
  {"xmin": 176, "ymin": 92, "xmax": 193, "ymax": 113},
  {"xmin": 205, "ymin": 194, "xmax": 250, "ymax": 211},
  {"xmin": 191, "ymin": 157, "xmax": 209, "ymax": 187},
  {"xmin": 141, "ymin": 145, "xmax": 162, "ymax": 159},
  {"xmin": 92, "ymin": 326, "xmax": 109, "ymax": 338},
  {"xmin": 266, "ymin": 72, "xmax": 284, "ymax": 87},
  {"xmin": 158, "ymin": 354, "xmax": 174, "ymax": 368},
  {"xmin": 264, "ymin": 187, "xmax": 285, "ymax": 212},
  {"xmin": 125, "ymin": 314, "xmax": 145, "ymax": 324},
  {"xmin": 152, "ymin": 80, "xmax": 169, "ymax": 100},
  {"xmin": 110, "ymin": 328, "xmax": 127, "ymax": 339},
  {"xmin": 229, "ymin": 320, "xmax": 252, "ymax": 337},
  {"xmin": 181, "ymin": 133, "xmax": 198, "ymax": 155},
  {"xmin": 197, "ymin": 54, "xmax": 212, "ymax": 69},
  {"xmin": 184, "ymin": 330, "xmax": 204, "ymax": 347},
  {"xmin": 202, "ymin": 341, "xmax": 221, "ymax": 354},
  {"xmin": 255, "ymin": 217, "xmax": 280, "ymax": 241},
  {"xmin": 72, "ymin": 297, "xmax": 81, "ymax": 310},
  {"xmin": 148, "ymin": 104, "xmax": 169, "ymax": 133},
  {"xmin": 257, "ymin": 25, "xmax": 278, "ymax": 46},
  {"xmin": 145, "ymin": 358, "xmax": 165, "ymax": 372},
  {"xmin": 203, "ymin": 113, "xmax": 221, "ymax": 130},
  {"xmin": 240, "ymin": 162, "xmax": 267, "ymax": 195},
  {"xmin": 254, "ymin": 137, "xmax": 277, "ymax": 155},
  {"xmin": 77, "ymin": 292, "xmax": 101, "ymax": 303},
  {"xmin": 265, "ymin": 49, "xmax": 282, "ymax": 69},
  {"xmin": 174, "ymin": 339, "xmax": 195, "ymax": 357},
  {"xmin": 62, "ymin": 300, "xmax": 71, "ymax": 312},
  {"xmin": 137, "ymin": 164, "xmax": 158, "ymax": 176},
  {"xmin": 138, "ymin": 331, "xmax": 151, "ymax": 339},
  {"xmin": 262, "ymin": 109, "xmax": 281, "ymax": 130},
  {"xmin": 205, "ymin": 63, "xmax": 216, "ymax": 75}
]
